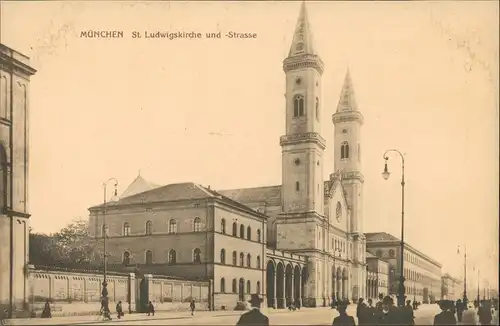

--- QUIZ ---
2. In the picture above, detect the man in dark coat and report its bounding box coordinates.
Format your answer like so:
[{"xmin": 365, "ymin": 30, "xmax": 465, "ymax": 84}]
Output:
[
  {"xmin": 332, "ymin": 303, "xmax": 356, "ymax": 326},
  {"xmin": 356, "ymin": 298, "xmax": 368, "ymax": 325},
  {"xmin": 377, "ymin": 295, "xmax": 400, "ymax": 325},
  {"xmin": 236, "ymin": 294, "xmax": 269, "ymax": 326},
  {"xmin": 455, "ymin": 299, "xmax": 464, "ymax": 322},
  {"xmin": 433, "ymin": 300, "xmax": 457, "ymax": 325}
]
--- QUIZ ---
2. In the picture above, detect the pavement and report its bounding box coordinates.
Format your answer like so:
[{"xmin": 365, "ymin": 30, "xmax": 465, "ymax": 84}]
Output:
[{"xmin": 5, "ymin": 304, "xmax": 465, "ymax": 326}]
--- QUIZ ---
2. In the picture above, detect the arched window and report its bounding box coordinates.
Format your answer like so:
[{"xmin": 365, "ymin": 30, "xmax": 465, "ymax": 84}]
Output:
[
  {"xmin": 220, "ymin": 278, "xmax": 226, "ymax": 293},
  {"xmin": 193, "ymin": 217, "xmax": 201, "ymax": 232},
  {"xmin": 336, "ymin": 202, "xmax": 342, "ymax": 221},
  {"xmin": 232, "ymin": 222, "xmax": 237, "ymax": 236},
  {"xmin": 145, "ymin": 250, "xmax": 153, "ymax": 265},
  {"xmin": 221, "ymin": 218, "xmax": 226, "ymax": 234},
  {"xmin": 257, "ymin": 229, "xmax": 261, "ymax": 242},
  {"xmin": 232, "ymin": 251, "xmax": 237, "ymax": 265},
  {"xmin": 168, "ymin": 249, "xmax": 177, "ymax": 264},
  {"xmin": 239, "ymin": 252, "xmax": 244, "ymax": 267},
  {"xmin": 123, "ymin": 223, "xmax": 130, "ymax": 236},
  {"xmin": 341, "ymin": 141, "xmax": 350, "ymax": 159},
  {"xmin": 239, "ymin": 224, "xmax": 245, "ymax": 238},
  {"xmin": 145, "ymin": 220, "xmax": 152, "ymax": 235},
  {"xmin": 256, "ymin": 256, "xmax": 261, "ymax": 269},
  {"xmin": 246, "ymin": 226, "xmax": 252, "ymax": 240},
  {"xmin": 193, "ymin": 248, "xmax": 201, "ymax": 263},
  {"xmin": 220, "ymin": 249, "xmax": 226, "ymax": 264},
  {"xmin": 122, "ymin": 251, "xmax": 130, "ymax": 265},
  {"xmin": 293, "ymin": 94, "xmax": 305, "ymax": 117},
  {"xmin": 246, "ymin": 254, "xmax": 251, "ymax": 267},
  {"xmin": 256, "ymin": 281, "xmax": 261, "ymax": 294},
  {"xmin": 295, "ymin": 181, "xmax": 300, "ymax": 191},
  {"xmin": 232, "ymin": 279, "xmax": 237, "ymax": 293},
  {"xmin": 246, "ymin": 280, "xmax": 251, "ymax": 294},
  {"xmin": 315, "ymin": 97, "xmax": 320, "ymax": 120},
  {"xmin": 169, "ymin": 219, "xmax": 177, "ymax": 233}
]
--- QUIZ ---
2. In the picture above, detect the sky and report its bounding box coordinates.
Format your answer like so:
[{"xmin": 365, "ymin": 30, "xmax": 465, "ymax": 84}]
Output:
[{"xmin": 1, "ymin": 1, "xmax": 498, "ymax": 289}]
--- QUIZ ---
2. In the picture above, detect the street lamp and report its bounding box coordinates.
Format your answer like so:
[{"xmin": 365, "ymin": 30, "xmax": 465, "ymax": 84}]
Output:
[
  {"xmin": 381, "ymin": 149, "xmax": 405, "ymax": 307},
  {"xmin": 102, "ymin": 178, "xmax": 119, "ymax": 302},
  {"xmin": 457, "ymin": 245, "xmax": 468, "ymax": 308}
]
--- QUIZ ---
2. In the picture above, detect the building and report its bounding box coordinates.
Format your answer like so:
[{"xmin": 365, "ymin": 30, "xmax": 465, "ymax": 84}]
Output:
[
  {"xmin": 366, "ymin": 252, "xmax": 389, "ymax": 300},
  {"xmin": 365, "ymin": 232, "xmax": 442, "ymax": 303},
  {"xmin": 0, "ymin": 44, "xmax": 37, "ymax": 316},
  {"xmin": 441, "ymin": 273, "xmax": 462, "ymax": 300},
  {"xmin": 89, "ymin": 2, "xmax": 369, "ymax": 309}
]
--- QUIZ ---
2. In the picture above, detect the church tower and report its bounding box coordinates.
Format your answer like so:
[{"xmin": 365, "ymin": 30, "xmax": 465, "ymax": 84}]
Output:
[
  {"xmin": 276, "ymin": 2, "xmax": 327, "ymax": 307},
  {"xmin": 332, "ymin": 69, "xmax": 367, "ymax": 299}
]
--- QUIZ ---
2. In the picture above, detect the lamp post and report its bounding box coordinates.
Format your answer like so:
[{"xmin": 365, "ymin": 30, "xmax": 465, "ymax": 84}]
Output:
[
  {"xmin": 477, "ymin": 268, "xmax": 480, "ymax": 305},
  {"xmin": 381, "ymin": 149, "xmax": 405, "ymax": 307},
  {"xmin": 101, "ymin": 178, "xmax": 119, "ymax": 302},
  {"xmin": 458, "ymin": 245, "xmax": 468, "ymax": 308}
]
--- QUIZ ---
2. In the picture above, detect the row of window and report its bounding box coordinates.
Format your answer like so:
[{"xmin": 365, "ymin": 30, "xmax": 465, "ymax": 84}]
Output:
[
  {"xmin": 292, "ymin": 94, "xmax": 320, "ymax": 121},
  {"xmin": 220, "ymin": 278, "xmax": 261, "ymax": 294},
  {"xmin": 220, "ymin": 219, "xmax": 262, "ymax": 242},
  {"xmin": 122, "ymin": 248, "xmax": 201, "ymax": 265},
  {"xmin": 220, "ymin": 249, "xmax": 261, "ymax": 269},
  {"xmin": 102, "ymin": 218, "xmax": 202, "ymax": 237},
  {"xmin": 404, "ymin": 268, "xmax": 424, "ymax": 282}
]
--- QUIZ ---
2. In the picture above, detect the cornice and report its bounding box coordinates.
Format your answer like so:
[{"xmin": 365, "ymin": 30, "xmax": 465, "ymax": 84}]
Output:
[
  {"xmin": 283, "ymin": 54, "xmax": 324, "ymax": 75},
  {"xmin": 332, "ymin": 110, "xmax": 364, "ymax": 125},
  {"xmin": 280, "ymin": 132, "xmax": 326, "ymax": 150},
  {"xmin": 341, "ymin": 171, "xmax": 365, "ymax": 183},
  {"xmin": 0, "ymin": 53, "xmax": 37, "ymax": 78}
]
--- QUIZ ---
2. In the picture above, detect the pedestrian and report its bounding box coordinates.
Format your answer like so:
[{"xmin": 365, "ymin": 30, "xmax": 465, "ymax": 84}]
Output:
[
  {"xmin": 116, "ymin": 301, "xmax": 124, "ymax": 319},
  {"xmin": 190, "ymin": 299, "xmax": 196, "ymax": 316},
  {"xmin": 377, "ymin": 295, "xmax": 399, "ymax": 325},
  {"xmin": 100, "ymin": 296, "xmax": 112, "ymax": 320},
  {"xmin": 455, "ymin": 299, "xmax": 464, "ymax": 323},
  {"xmin": 236, "ymin": 294, "xmax": 269, "ymax": 326},
  {"xmin": 478, "ymin": 300, "xmax": 493, "ymax": 325},
  {"xmin": 365, "ymin": 299, "xmax": 376, "ymax": 325},
  {"xmin": 41, "ymin": 299, "xmax": 52, "ymax": 318},
  {"xmin": 375, "ymin": 294, "xmax": 384, "ymax": 311},
  {"xmin": 433, "ymin": 300, "xmax": 457, "ymax": 325},
  {"xmin": 403, "ymin": 300, "xmax": 415, "ymax": 325},
  {"xmin": 357, "ymin": 298, "xmax": 368, "ymax": 325},
  {"xmin": 147, "ymin": 301, "xmax": 155, "ymax": 316},
  {"xmin": 332, "ymin": 303, "xmax": 356, "ymax": 326}
]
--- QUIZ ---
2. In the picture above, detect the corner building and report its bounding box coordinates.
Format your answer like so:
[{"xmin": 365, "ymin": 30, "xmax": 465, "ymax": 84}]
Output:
[
  {"xmin": 0, "ymin": 44, "xmax": 36, "ymax": 316},
  {"xmin": 88, "ymin": 2, "xmax": 368, "ymax": 309}
]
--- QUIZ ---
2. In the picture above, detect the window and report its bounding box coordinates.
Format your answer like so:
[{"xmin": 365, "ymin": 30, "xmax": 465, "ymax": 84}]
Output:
[
  {"xmin": 220, "ymin": 249, "xmax": 226, "ymax": 264},
  {"xmin": 232, "ymin": 251, "xmax": 237, "ymax": 265},
  {"xmin": 246, "ymin": 280, "xmax": 251, "ymax": 294},
  {"xmin": 122, "ymin": 251, "xmax": 130, "ymax": 265},
  {"xmin": 145, "ymin": 220, "xmax": 152, "ymax": 235},
  {"xmin": 169, "ymin": 220, "xmax": 177, "ymax": 233},
  {"xmin": 389, "ymin": 249, "xmax": 395, "ymax": 258},
  {"xmin": 341, "ymin": 142, "xmax": 350, "ymax": 159},
  {"xmin": 123, "ymin": 223, "xmax": 130, "ymax": 236},
  {"xmin": 295, "ymin": 181, "xmax": 300, "ymax": 191},
  {"xmin": 239, "ymin": 224, "xmax": 245, "ymax": 238},
  {"xmin": 193, "ymin": 217, "xmax": 201, "ymax": 232},
  {"xmin": 221, "ymin": 218, "xmax": 226, "ymax": 233},
  {"xmin": 315, "ymin": 97, "xmax": 319, "ymax": 120},
  {"xmin": 257, "ymin": 229, "xmax": 261, "ymax": 242},
  {"xmin": 168, "ymin": 249, "xmax": 177, "ymax": 264},
  {"xmin": 246, "ymin": 226, "xmax": 252, "ymax": 240},
  {"xmin": 232, "ymin": 222, "xmax": 237, "ymax": 236},
  {"xmin": 232, "ymin": 279, "xmax": 237, "ymax": 293},
  {"xmin": 193, "ymin": 248, "xmax": 201, "ymax": 263},
  {"xmin": 336, "ymin": 202, "xmax": 341, "ymax": 221},
  {"xmin": 102, "ymin": 224, "xmax": 108, "ymax": 237},
  {"xmin": 256, "ymin": 281, "xmax": 261, "ymax": 294},
  {"xmin": 256, "ymin": 256, "xmax": 261, "ymax": 269},
  {"xmin": 1, "ymin": 76, "xmax": 8, "ymax": 120},
  {"xmin": 220, "ymin": 278, "xmax": 226, "ymax": 293},
  {"xmin": 239, "ymin": 253, "xmax": 244, "ymax": 267},
  {"xmin": 246, "ymin": 254, "xmax": 251, "ymax": 267},
  {"xmin": 146, "ymin": 250, "xmax": 153, "ymax": 265},
  {"xmin": 293, "ymin": 94, "xmax": 305, "ymax": 117}
]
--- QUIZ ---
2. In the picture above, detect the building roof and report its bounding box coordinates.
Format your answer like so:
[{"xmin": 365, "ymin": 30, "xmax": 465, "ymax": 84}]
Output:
[
  {"xmin": 288, "ymin": 1, "xmax": 317, "ymax": 57},
  {"xmin": 120, "ymin": 174, "xmax": 161, "ymax": 198},
  {"xmin": 366, "ymin": 251, "xmax": 377, "ymax": 258},
  {"xmin": 336, "ymin": 69, "xmax": 359, "ymax": 113},
  {"xmin": 218, "ymin": 185, "xmax": 282, "ymax": 204}
]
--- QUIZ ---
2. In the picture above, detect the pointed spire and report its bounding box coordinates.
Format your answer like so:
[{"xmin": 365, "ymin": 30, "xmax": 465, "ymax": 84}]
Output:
[
  {"xmin": 288, "ymin": 1, "xmax": 317, "ymax": 57},
  {"xmin": 336, "ymin": 68, "xmax": 358, "ymax": 112}
]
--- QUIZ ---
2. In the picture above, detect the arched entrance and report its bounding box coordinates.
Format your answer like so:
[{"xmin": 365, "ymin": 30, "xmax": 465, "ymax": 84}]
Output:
[
  {"xmin": 276, "ymin": 262, "xmax": 285, "ymax": 308},
  {"xmin": 342, "ymin": 268, "xmax": 348, "ymax": 300},
  {"xmin": 238, "ymin": 278, "xmax": 245, "ymax": 301},
  {"xmin": 331, "ymin": 266, "xmax": 336, "ymax": 302},
  {"xmin": 301, "ymin": 266, "xmax": 308, "ymax": 306},
  {"xmin": 285, "ymin": 264, "xmax": 293, "ymax": 307},
  {"xmin": 336, "ymin": 267, "xmax": 342, "ymax": 299},
  {"xmin": 266, "ymin": 261, "xmax": 275, "ymax": 308},
  {"xmin": 293, "ymin": 265, "xmax": 301, "ymax": 306}
]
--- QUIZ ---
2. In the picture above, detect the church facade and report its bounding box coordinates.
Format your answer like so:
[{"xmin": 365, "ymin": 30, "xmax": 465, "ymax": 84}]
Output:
[{"xmin": 88, "ymin": 2, "xmax": 368, "ymax": 309}]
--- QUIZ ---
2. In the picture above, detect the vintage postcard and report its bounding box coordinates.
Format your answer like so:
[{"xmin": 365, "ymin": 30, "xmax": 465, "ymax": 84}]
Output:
[{"xmin": 0, "ymin": 1, "xmax": 498, "ymax": 325}]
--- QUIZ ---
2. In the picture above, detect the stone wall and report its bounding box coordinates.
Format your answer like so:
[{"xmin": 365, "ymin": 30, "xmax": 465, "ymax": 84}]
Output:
[{"xmin": 27, "ymin": 265, "xmax": 210, "ymax": 317}]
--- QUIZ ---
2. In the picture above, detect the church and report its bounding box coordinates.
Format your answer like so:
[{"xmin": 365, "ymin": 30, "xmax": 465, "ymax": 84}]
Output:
[{"xmin": 88, "ymin": 2, "xmax": 369, "ymax": 309}]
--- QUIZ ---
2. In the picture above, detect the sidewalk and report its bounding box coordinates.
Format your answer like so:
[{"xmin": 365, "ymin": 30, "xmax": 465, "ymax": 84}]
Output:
[{"xmin": 6, "ymin": 306, "xmax": 335, "ymax": 325}]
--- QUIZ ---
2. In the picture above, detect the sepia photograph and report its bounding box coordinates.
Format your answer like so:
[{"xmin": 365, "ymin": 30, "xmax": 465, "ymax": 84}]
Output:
[{"xmin": 0, "ymin": 1, "xmax": 498, "ymax": 325}]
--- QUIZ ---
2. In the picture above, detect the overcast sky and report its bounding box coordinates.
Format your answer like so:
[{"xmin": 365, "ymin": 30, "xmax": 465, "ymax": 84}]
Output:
[{"xmin": 1, "ymin": 1, "xmax": 498, "ymax": 289}]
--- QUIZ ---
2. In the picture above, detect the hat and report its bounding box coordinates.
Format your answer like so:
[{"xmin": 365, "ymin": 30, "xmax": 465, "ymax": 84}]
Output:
[
  {"xmin": 382, "ymin": 296, "xmax": 393, "ymax": 305},
  {"xmin": 249, "ymin": 294, "xmax": 264, "ymax": 306}
]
